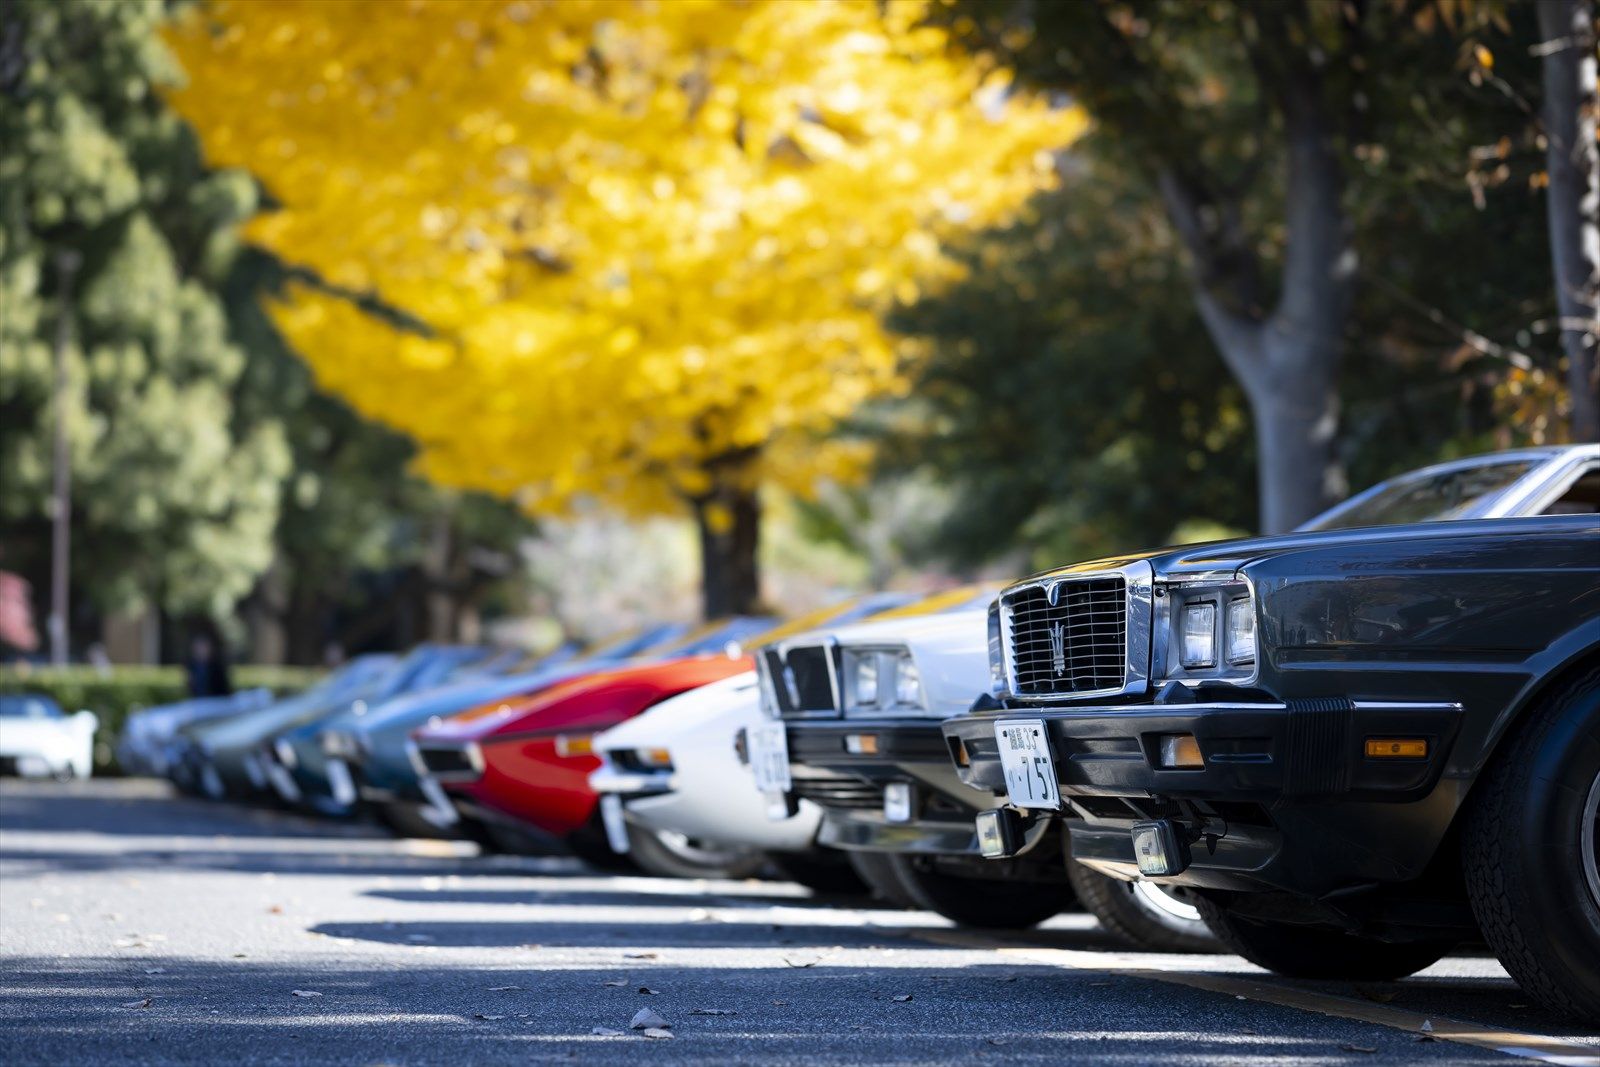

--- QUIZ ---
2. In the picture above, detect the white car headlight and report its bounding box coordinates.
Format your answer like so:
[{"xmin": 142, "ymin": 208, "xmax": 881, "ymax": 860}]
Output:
[
  {"xmin": 1180, "ymin": 602, "xmax": 1217, "ymax": 668},
  {"xmin": 841, "ymin": 647, "xmax": 925, "ymax": 713},
  {"xmin": 1225, "ymin": 597, "xmax": 1256, "ymax": 666},
  {"xmin": 846, "ymin": 651, "xmax": 879, "ymax": 709},
  {"xmin": 893, "ymin": 655, "xmax": 922, "ymax": 708}
]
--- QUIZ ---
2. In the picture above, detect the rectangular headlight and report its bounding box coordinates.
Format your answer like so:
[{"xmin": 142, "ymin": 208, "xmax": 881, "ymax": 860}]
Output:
[
  {"xmin": 847, "ymin": 651, "xmax": 878, "ymax": 708},
  {"xmin": 1180, "ymin": 603, "xmax": 1217, "ymax": 668},
  {"xmin": 891, "ymin": 653, "xmax": 922, "ymax": 708},
  {"xmin": 1225, "ymin": 597, "xmax": 1256, "ymax": 666}
]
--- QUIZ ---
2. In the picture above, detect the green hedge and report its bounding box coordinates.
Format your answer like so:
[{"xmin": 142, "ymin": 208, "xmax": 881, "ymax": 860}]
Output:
[{"xmin": 0, "ymin": 665, "xmax": 324, "ymax": 773}]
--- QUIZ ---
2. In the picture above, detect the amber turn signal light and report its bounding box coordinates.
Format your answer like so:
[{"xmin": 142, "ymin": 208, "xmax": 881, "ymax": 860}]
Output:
[
  {"xmin": 554, "ymin": 734, "xmax": 595, "ymax": 758},
  {"xmin": 844, "ymin": 733, "xmax": 879, "ymax": 755},
  {"xmin": 1364, "ymin": 738, "xmax": 1428, "ymax": 759},
  {"xmin": 1156, "ymin": 733, "xmax": 1204, "ymax": 769}
]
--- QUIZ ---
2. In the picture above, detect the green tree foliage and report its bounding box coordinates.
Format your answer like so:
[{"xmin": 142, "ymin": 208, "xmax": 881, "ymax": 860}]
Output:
[
  {"xmin": 880, "ymin": 175, "xmax": 1257, "ymax": 569},
  {"xmin": 0, "ymin": 0, "xmax": 289, "ymax": 622},
  {"xmin": 895, "ymin": 0, "xmax": 1565, "ymax": 558},
  {"xmin": 932, "ymin": 0, "xmax": 1569, "ymax": 532},
  {"xmin": 0, "ymin": 0, "xmax": 536, "ymax": 658}
]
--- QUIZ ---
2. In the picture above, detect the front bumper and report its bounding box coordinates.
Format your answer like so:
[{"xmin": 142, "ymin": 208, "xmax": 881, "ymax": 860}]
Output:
[
  {"xmin": 942, "ymin": 698, "xmax": 1465, "ymax": 895},
  {"xmin": 784, "ymin": 719, "xmax": 986, "ymax": 855}
]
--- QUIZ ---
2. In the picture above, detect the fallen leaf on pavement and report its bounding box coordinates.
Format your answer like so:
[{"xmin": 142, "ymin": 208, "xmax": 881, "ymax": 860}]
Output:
[
  {"xmin": 689, "ymin": 1009, "xmax": 735, "ymax": 1016},
  {"xmin": 782, "ymin": 958, "xmax": 818, "ymax": 969},
  {"xmin": 405, "ymin": 934, "xmax": 434, "ymax": 943},
  {"xmin": 641, "ymin": 1028, "xmax": 673, "ymax": 1040},
  {"xmin": 623, "ymin": 952, "xmax": 657, "ymax": 960},
  {"xmin": 231, "ymin": 953, "xmax": 247, "ymax": 959},
  {"xmin": 290, "ymin": 990, "xmax": 323, "ymax": 998},
  {"xmin": 474, "ymin": 1014, "xmax": 505, "ymax": 1021},
  {"xmin": 591, "ymin": 1027, "xmax": 623, "ymax": 1037},
  {"xmin": 892, "ymin": 994, "xmax": 913, "ymax": 1003},
  {"xmin": 487, "ymin": 986, "xmax": 523, "ymax": 992},
  {"xmin": 1420, "ymin": 1021, "xmax": 1434, "ymax": 1033},
  {"xmin": 267, "ymin": 906, "xmax": 283, "ymax": 914},
  {"xmin": 122, "ymin": 999, "xmax": 151, "ymax": 1009},
  {"xmin": 630, "ymin": 1008, "xmax": 669, "ymax": 1030},
  {"xmin": 603, "ymin": 980, "xmax": 627, "ymax": 987},
  {"xmin": 985, "ymin": 1038, "xmax": 1006, "ymax": 1046},
  {"xmin": 1339, "ymin": 1045, "xmax": 1376, "ymax": 1054},
  {"xmin": 638, "ymin": 987, "xmax": 659, "ymax": 995},
  {"xmin": 143, "ymin": 968, "xmax": 166, "ymax": 975}
]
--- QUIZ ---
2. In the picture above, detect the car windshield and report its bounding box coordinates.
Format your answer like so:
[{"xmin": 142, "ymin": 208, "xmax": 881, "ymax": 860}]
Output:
[
  {"xmin": 1303, "ymin": 460, "xmax": 1536, "ymax": 531},
  {"xmin": 0, "ymin": 695, "xmax": 64, "ymax": 720}
]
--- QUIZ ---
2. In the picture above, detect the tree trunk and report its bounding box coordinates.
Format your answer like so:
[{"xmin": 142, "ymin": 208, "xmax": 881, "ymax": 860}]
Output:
[
  {"xmin": 692, "ymin": 483, "xmax": 762, "ymax": 620},
  {"xmin": 1241, "ymin": 337, "xmax": 1344, "ymax": 534},
  {"xmin": 1538, "ymin": 0, "xmax": 1600, "ymax": 442}
]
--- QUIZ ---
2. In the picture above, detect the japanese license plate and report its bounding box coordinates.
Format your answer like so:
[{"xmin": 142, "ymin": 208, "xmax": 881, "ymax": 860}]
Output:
[
  {"xmin": 747, "ymin": 722, "xmax": 792, "ymax": 795},
  {"xmin": 326, "ymin": 757, "xmax": 357, "ymax": 807},
  {"xmin": 994, "ymin": 719, "xmax": 1061, "ymax": 810}
]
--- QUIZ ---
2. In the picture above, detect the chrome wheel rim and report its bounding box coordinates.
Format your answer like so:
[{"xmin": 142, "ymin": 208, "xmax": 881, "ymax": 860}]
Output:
[
  {"xmin": 1131, "ymin": 879, "xmax": 1201, "ymax": 923},
  {"xmin": 1583, "ymin": 766, "xmax": 1600, "ymax": 914},
  {"xmin": 653, "ymin": 829, "xmax": 751, "ymax": 869}
]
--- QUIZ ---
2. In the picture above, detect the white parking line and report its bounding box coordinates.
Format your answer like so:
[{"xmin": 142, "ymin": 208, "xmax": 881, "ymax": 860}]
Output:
[{"xmin": 907, "ymin": 929, "xmax": 1600, "ymax": 1066}]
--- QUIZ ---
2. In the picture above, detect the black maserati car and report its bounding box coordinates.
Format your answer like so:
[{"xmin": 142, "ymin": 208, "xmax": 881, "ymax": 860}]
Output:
[{"xmin": 944, "ymin": 445, "xmax": 1600, "ymax": 1021}]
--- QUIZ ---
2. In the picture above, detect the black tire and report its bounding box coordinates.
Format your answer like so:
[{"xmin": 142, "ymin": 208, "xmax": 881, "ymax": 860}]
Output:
[
  {"xmin": 1066, "ymin": 863, "xmax": 1218, "ymax": 953},
  {"xmin": 376, "ymin": 801, "xmax": 455, "ymax": 840},
  {"xmin": 845, "ymin": 850, "xmax": 920, "ymax": 908},
  {"xmin": 765, "ymin": 850, "xmax": 870, "ymax": 896},
  {"xmin": 885, "ymin": 852, "xmax": 1069, "ymax": 929},
  {"xmin": 623, "ymin": 822, "xmax": 765, "ymax": 880},
  {"xmin": 1195, "ymin": 897, "xmax": 1453, "ymax": 980},
  {"xmin": 1462, "ymin": 664, "xmax": 1600, "ymax": 1023}
]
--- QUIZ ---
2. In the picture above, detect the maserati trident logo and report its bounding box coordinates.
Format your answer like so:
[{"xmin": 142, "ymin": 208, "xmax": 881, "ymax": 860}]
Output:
[{"xmin": 1049, "ymin": 620, "xmax": 1067, "ymax": 676}]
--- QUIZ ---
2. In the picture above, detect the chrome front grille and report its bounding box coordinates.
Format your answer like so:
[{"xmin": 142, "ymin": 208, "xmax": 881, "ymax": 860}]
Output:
[
  {"xmin": 1005, "ymin": 576, "xmax": 1128, "ymax": 697},
  {"xmin": 415, "ymin": 744, "xmax": 480, "ymax": 781},
  {"xmin": 790, "ymin": 774, "xmax": 880, "ymax": 810}
]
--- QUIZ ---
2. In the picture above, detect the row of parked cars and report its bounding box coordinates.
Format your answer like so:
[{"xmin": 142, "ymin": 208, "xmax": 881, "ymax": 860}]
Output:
[{"xmin": 113, "ymin": 445, "xmax": 1600, "ymax": 1022}]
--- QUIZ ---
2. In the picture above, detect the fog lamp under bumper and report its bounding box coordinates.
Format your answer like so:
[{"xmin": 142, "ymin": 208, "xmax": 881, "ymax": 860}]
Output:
[
  {"xmin": 976, "ymin": 808, "xmax": 1026, "ymax": 859},
  {"xmin": 1130, "ymin": 819, "xmax": 1191, "ymax": 877}
]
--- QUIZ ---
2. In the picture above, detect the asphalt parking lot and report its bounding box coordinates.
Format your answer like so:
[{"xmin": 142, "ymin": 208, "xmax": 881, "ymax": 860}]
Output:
[{"xmin": 1, "ymin": 779, "xmax": 1596, "ymax": 1067}]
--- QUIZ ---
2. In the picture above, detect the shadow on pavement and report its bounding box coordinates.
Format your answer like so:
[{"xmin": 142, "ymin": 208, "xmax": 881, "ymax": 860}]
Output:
[{"xmin": 0, "ymin": 955, "xmax": 1522, "ymax": 1067}]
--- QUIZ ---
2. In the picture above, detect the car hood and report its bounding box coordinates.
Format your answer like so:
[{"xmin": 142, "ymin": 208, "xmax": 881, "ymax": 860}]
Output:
[
  {"xmin": 412, "ymin": 654, "xmax": 749, "ymax": 745},
  {"xmin": 0, "ymin": 719, "xmax": 83, "ymax": 749},
  {"xmin": 593, "ymin": 672, "xmax": 758, "ymax": 753},
  {"xmin": 347, "ymin": 662, "xmax": 601, "ymax": 744},
  {"xmin": 1020, "ymin": 515, "xmax": 1600, "ymax": 583}
]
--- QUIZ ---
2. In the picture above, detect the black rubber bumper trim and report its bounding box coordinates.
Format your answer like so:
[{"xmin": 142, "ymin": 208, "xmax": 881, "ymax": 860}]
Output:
[{"xmin": 941, "ymin": 699, "xmax": 1463, "ymax": 803}]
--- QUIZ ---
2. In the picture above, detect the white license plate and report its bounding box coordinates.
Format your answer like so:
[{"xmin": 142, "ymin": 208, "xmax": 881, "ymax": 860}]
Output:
[
  {"xmin": 994, "ymin": 719, "xmax": 1061, "ymax": 810},
  {"xmin": 599, "ymin": 793, "xmax": 630, "ymax": 854},
  {"xmin": 326, "ymin": 758, "xmax": 357, "ymax": 807},
  {"xmin": 747, "ymin": 723, "xmax": 792, "ymax": 795}
]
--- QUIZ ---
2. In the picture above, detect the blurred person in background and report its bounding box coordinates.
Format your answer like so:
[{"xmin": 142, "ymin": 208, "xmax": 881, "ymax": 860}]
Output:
[{"xmin": 184, "ymin": 633, "xmax": 233, "ymax": 700}]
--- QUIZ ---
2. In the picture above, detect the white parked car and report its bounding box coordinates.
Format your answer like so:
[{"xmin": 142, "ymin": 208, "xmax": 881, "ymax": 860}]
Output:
[
  {"xmin": 589, "ymin": 587, "xmax": 996, "ymax": 890},
  {"xmin": 589, "ymin": 671, "xmax": 857, "ymax": 886},
  {"xmin": 0, "ymin": 694, "xmax": 97, "ymax": 779}
]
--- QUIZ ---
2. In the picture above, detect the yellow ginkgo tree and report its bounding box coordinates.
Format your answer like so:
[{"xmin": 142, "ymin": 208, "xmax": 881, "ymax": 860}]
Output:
[{"xmin": 166, "ymin": 0, "xmax": 1083, "ymax": 615}]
